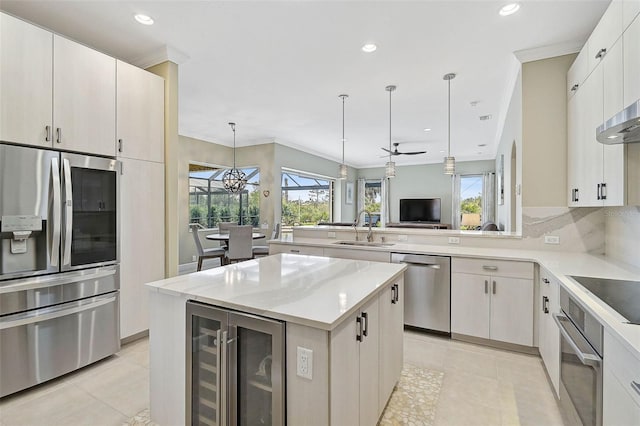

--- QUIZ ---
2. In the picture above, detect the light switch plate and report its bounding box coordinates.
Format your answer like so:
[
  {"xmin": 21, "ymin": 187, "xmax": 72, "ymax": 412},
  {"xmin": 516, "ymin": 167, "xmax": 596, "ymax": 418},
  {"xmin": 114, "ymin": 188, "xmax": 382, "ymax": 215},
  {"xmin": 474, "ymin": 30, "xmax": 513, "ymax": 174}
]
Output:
[
  {"xmin": 296, "ymin": 346, "xmax": 313, "ymax": 380},
  {"xmin": 544, "ymin": 235, "xmax": 560, "ymax": 244},
  {"xmin": 448, "ymin": 237, "xmax": 460, "ymax": 244}
]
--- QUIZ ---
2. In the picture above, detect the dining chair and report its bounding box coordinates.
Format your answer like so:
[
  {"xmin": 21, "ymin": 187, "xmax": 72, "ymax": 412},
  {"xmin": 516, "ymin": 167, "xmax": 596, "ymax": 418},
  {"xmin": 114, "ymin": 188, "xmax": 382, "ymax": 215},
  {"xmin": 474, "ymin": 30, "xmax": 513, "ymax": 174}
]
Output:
[
  {"xmin": 226, "ymin": 225, "xmax": 254, "ymax": 263},
  {"xmin": 252, "ymin": 222, "xmax": 280, "ymax": 258},
  {"xmin": 190, "ymin": 224, "xmax": 226, "ymax": 271},
  {"xmin": 217, "ymin": 222, "xmax": 236, "ymax": 233}
]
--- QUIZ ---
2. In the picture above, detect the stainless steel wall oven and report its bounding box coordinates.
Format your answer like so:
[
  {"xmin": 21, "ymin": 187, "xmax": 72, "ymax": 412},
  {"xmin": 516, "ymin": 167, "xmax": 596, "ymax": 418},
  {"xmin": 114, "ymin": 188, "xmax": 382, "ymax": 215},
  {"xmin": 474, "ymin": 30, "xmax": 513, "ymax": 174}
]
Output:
[{"xmin": 0, "ymin": 143, "xmax": 120, "ymax": 397}]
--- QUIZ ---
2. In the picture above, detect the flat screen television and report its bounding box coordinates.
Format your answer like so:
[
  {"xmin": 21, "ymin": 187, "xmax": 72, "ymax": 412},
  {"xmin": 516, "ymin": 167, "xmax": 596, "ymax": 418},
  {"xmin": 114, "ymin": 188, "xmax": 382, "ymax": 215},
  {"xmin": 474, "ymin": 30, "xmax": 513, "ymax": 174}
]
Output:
[{"xmin": 399, "ymin": 198, "xmax": 441, "ymax": 223}]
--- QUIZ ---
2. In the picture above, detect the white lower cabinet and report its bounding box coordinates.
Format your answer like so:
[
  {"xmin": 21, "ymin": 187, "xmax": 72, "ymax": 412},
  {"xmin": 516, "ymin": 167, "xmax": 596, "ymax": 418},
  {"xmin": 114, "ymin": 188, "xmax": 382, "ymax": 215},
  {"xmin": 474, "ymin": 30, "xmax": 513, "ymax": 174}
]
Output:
[
  {"xmin": 378, "ymin": 279, "xmax": 404, "ymax": 415},
  {"xmin": 538, "ymin": 268, "xmax": 560, "ymax": 396},
  {"xmin": 330, "ymin": 296, "xmax": 380, "ymax": 426},
  {"xmin": 120, "ymin": 158, "xmax": 165, "ymax": 338},
  {"xmin": 451, "ymin": 258, "xmax": 534, "ymax": 346},
  {"xmin": 603, "ymin": 330, "xmax": 640, "ymax": 425}
]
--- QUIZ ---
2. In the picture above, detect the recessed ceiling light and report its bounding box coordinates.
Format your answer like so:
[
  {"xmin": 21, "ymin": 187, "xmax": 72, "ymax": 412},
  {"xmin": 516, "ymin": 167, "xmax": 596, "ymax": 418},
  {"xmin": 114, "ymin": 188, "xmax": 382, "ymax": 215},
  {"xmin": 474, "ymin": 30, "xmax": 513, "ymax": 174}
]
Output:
[
  {"xmin": 361, "ymin": 43, "xmax": 377, "ymax": 53},
  {"xmin": 134, "ymin": 14, "xmax": 154, "ymax": 25},
  {"xmin": 499, "ymin": 3, "xmax": 520, "ymax": 16},
  {"xmin": 423, "ymin": 128, "xmax": 431, "ymax": 132}
]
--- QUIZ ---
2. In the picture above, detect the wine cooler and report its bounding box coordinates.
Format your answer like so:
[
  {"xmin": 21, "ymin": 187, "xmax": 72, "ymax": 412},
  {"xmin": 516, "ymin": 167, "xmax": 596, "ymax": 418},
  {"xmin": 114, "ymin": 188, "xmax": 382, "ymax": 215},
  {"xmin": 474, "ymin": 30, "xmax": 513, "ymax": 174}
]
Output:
[{"xmin": 186, "ymin": 301, "xmax": 285, "ymax": 426}]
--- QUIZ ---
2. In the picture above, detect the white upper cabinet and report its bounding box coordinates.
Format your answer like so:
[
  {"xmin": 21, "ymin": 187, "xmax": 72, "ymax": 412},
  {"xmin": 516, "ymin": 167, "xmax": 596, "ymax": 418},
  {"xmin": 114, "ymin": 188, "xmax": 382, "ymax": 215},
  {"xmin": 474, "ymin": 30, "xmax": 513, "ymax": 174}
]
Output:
[
  {"xmin": 567, "ymin": 47, "xmax": 589, "ymax": 99},
  {"xmin": 116, "ymin": 60, "xmax": 164, "ymax": 163},
  {"xmin": 624, "ymin": 13, "xmax": 640, "ymax": 107},
  {"xmin": 623, "ymin": 0, "xmax": 640, "ymax": 30},
  {"xmin": 587, "ymin": 0, "xmax": 623, "ymax": 73},
  {"xmin": 0, "ymin": 13, "xmax": 53, "ymax": 147},
  {"xmin": 53, "ymin": 35, "xmax": 116, "ymax": 157}
]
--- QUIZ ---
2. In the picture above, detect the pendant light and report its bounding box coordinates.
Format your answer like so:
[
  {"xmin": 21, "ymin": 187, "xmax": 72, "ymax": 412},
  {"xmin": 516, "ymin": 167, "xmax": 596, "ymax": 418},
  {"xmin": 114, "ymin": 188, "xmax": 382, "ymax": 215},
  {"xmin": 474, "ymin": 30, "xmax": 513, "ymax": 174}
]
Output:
[
  {"xmin": 222, "ymin": 122, "xmax": 247, "ymax": 193},
  {"xmin": 338, "ymin": 94, "xmax": 349, "ymax": 180},
  {"xmin": 443, "ymin": 73, "xmax": 456, "ymax": 175},
  {"xmin": 385, "ymin": 85, "xmax": 397, "ymax": 178}
]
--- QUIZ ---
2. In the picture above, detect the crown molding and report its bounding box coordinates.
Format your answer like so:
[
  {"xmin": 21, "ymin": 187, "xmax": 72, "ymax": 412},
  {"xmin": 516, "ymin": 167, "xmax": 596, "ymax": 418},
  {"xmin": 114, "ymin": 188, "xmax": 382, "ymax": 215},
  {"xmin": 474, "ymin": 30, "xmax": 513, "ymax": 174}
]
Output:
[
  {"xmin": 513, "ymin": 41, "xmax": 583, "ymax": 63},
  {"xmin": 131, "ymin": 45, "xmax": 190, "ymax": 69}
]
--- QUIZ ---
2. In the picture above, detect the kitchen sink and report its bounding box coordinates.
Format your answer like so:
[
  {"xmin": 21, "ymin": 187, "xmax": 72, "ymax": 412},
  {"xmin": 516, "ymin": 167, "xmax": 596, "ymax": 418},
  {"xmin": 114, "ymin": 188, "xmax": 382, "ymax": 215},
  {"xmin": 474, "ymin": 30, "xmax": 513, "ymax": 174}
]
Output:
[{"xmin": 333, "ymin": 241, "xmax": 395, "ymax": 247}]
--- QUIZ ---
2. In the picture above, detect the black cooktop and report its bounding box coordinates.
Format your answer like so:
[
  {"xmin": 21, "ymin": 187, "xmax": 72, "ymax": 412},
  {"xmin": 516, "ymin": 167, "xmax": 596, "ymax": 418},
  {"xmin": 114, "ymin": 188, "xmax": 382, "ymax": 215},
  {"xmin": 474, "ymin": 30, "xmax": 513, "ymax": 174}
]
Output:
[{"xmin": 570, "ymin": 276, "xmax": 640, "ymax": 325}]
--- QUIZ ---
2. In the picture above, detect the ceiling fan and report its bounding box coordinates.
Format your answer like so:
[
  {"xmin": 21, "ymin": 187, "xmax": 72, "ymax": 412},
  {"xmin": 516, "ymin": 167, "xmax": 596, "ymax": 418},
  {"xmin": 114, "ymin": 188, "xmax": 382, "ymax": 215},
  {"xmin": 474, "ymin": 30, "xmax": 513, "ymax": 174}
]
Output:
[{"xmin": 381, "ymin": 142, "xmax": 426, "ymax": 156}]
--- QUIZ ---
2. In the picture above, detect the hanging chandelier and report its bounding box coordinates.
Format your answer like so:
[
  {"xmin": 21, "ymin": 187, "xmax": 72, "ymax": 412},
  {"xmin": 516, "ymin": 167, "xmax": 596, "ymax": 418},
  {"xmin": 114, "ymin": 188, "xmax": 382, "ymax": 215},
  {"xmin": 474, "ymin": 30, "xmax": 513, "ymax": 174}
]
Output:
[
  {"xmin": 338, "ymin": 94, "xmax": 349, "ymax": 180},
  {"xmin": 443, "ymin": 73, "xmax": 456, "ymax": 175},
  {"xmin": 385, "ymin": 85, "xmax": 397, "ymax": 178},
  {"xmin": 222, "ymin": 122, "xmax": 247, "ymax": 193}
]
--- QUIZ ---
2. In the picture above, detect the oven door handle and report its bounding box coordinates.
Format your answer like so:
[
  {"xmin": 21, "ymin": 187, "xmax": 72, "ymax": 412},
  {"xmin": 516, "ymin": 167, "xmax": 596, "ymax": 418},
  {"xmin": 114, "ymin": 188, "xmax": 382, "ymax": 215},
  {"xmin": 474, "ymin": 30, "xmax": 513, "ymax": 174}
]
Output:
[
  {"xmin": 553, "ymin": 313, "xmax": 601, "ymax": 368},
  {"xmin": 0, "ymin": 293, "xmax": 116, "ymax": 330}
]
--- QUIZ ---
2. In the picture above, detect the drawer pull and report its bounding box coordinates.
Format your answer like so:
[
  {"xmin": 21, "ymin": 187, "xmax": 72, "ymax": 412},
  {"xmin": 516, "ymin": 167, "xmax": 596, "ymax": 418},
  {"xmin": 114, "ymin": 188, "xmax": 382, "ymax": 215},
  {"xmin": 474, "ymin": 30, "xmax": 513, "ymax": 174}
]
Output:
[
  {"xmin": 570, "ymin": 84, "xmax": 579, "ymax": 92},
  {"xmin": 484, "ymin": 280, "xmax": 488, "ymax": 294},
  {"xmin": 542, "ymin": 278, "xmax": 550, "ymax": 284},
  {"xmin": 482, "ymin": 265, "xmax": 498, "ymax": 271},
  {"xmin": 595, "ymin": 48, "xmax": 607, "ymax": 59},
  {"xmin": 290, "ymin": 249, "xmax": 300, "ymax": 253},
  {"xmin": 492, "ymin": 280, "xmax": 496, "ymax": 295},
  {"xmin": 632, "ymin": 381, "xmax": 640, "ymax": 397}
]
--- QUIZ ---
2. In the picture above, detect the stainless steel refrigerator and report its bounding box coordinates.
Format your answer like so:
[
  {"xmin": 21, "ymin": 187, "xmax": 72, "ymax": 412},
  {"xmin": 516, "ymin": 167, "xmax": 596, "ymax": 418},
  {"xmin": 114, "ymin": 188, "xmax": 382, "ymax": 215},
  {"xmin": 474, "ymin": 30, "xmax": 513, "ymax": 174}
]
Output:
[
  {"xmin": 186, "ymin": 301, "xmax": 285, "ymax": 426},
  {"xmin": 0, "ymin": 143, "xmax": 121, "ymax": 397}
]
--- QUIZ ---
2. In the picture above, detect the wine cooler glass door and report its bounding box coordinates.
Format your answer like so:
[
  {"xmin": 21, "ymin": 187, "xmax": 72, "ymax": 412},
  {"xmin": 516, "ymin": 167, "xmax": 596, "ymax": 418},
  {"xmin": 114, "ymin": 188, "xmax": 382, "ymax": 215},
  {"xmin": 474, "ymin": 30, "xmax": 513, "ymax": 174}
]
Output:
[
  {"xmin": 228, "ymin": 312, "xmax": 285, "ymax": 426},
  {"xmin": 187, "ymin": 302, "xmax": 228, "ymax": 426}
]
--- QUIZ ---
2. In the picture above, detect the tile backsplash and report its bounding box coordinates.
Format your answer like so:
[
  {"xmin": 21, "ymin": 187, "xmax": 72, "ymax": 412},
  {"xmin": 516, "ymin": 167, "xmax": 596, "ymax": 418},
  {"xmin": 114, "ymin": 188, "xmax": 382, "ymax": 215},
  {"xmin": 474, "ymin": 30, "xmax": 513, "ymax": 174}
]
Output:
[
  {"xmin": 522, "ymin": 207, "xmax": 604, "ymax": 253},
  {"xmin": 604, "ymin": 206, "xmax": 640, "ymax": 268}
]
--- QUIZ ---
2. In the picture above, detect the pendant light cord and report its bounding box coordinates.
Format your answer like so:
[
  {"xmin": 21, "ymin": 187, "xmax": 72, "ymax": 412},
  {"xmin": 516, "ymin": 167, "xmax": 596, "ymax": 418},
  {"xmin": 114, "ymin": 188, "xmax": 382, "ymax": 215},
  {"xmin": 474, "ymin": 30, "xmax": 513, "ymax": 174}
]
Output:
[
  {"xmin": 342, "ymin": 96, "xmax": 345, "ymax": 164},
  {"xmin": 389, "ymin": 88, "xmax": 392, "ymax": 161},
  {"xmin": 229, "ymin": 122, "xmax": 236, "ymax": 168},
  {"xmin": 447, "ymin": 79, "xmax": 451, "ymax": 156}
]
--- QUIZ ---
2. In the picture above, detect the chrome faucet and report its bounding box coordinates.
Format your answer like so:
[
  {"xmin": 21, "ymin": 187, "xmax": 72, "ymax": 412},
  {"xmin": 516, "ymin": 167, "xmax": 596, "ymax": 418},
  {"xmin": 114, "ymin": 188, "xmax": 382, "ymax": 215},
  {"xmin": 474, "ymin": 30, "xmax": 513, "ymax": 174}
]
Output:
[{"xmin": 354, "ymin": 209, "xmax": 374, "ymax": 242}]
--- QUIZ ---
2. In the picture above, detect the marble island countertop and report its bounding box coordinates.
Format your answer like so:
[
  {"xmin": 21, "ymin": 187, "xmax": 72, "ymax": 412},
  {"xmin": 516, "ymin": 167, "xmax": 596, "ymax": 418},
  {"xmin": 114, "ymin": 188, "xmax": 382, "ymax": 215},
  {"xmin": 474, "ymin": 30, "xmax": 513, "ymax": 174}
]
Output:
[
  {"xmin": 146, "ymin": 253, "xmax": 406, "ymax": 330},
  {"xmin": 270, "ymin": 236, "xmax": 640, "ymax": 360}
]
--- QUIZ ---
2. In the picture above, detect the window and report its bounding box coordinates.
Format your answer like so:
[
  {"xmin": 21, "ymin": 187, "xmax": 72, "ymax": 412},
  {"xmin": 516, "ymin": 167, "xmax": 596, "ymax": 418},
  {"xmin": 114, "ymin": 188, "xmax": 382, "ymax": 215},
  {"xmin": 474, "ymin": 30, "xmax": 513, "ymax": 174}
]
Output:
[
  {"xmin": 364, "ymin": 181, "xmax": 382, "ymax": 226},
  {"xmin": 459, "ymin": 174, "xmax": 483, "ymax": 230},
  {"xmin": 281, "ymin": 170, "xmax": 333, "ymax": 226},
  {"xmin": 189, "ymin": 164, "xmax": 260, "ymax": 227}
]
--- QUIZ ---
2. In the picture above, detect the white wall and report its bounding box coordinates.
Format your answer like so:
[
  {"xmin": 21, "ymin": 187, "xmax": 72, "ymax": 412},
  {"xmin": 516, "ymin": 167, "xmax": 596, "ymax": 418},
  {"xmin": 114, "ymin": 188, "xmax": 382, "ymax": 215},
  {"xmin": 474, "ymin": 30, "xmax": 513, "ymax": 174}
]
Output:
[
  {"xmin": 495, "ymin": 70, "xmax": 522, "ymax": 233},
  {"xmin": 357, "ymin": 160, "xmax": 495, "ymax": 225}
]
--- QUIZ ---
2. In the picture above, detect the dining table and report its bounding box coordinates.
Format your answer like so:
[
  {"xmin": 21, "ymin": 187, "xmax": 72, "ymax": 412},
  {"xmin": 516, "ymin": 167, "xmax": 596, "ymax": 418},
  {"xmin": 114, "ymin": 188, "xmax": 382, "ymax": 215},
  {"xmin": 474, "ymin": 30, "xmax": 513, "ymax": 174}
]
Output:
[{"xmin": 205, "ymin": 232, "xmax": 266, "ymax": 248}]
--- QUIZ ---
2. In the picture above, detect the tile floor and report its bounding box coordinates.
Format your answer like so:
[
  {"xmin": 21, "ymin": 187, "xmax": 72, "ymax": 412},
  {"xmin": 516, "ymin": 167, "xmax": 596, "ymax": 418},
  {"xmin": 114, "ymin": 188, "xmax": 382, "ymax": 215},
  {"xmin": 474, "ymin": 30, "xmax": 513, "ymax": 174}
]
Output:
[{"xmin": 0, "ymin": 331, "xmax": 564, "ymax": 426}]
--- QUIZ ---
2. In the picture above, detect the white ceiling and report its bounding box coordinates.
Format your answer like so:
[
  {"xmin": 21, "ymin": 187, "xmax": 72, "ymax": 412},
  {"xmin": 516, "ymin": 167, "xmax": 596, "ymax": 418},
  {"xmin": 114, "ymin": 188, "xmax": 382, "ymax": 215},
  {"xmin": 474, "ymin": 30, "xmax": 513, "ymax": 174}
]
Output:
[{"xmin": 1, "ymin": 0, "xmax": 609, "ymax": 168}]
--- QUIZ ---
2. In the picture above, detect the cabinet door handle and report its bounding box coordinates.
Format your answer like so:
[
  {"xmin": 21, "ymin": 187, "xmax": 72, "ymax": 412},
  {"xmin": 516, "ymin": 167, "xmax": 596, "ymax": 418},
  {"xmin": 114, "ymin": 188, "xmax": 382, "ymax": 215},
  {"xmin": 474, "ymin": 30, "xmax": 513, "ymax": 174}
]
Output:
[
  {"xmin": 631, "ymin": 381, "xmax": 640, "ymax": 396},
  {"xmin": 484, "ymin": 280, "xmax": 488, "ymax": 294},
  {"xmin": 542, "ymin": 278, "xmax": 550, "ymax": 284},
  {"xmin": 118, "ymin": 139, "xmax": 123, "ymax": 153},
  {"xmin": 391, "ymin": 285, "xmax": 397, "ymax": 304},
  {"xmin": 575, "ymin": 188, "xmax": 579, "ymax": 202},
  {"xmin": 571, "ymin": 188, "xmax": 575, "ymax": 202},
  {"xmin": 492, "ymin": 280, "xmax": 496, "ymax": 295},
  {"xmin": 570, "ymin": 84, "xmax": 579, "ymax": 92},
  {"xmin": 482, "ymin": 265, "xmax": 498, "ymax": 271},
  {"xmin": 595, "ymin": 48, "xmax": 607, "ymax": 59},
  {"xmin": 543, "ymin": 296, "xmax": 549, "ymax": 314},
  {"xmin": 356, "ymin": 316, "xmax": 363, "ymax": 342},
  {"xmin": 597, "ymin": 183, "xmax": 601, "ymax": 200},
  {"xmin": 601, "ymin": 183, "xmax": 606, "ymax": 200},
  {"xmin": 45, "ymin": 125, "xmax": 51, "ymax": 142},
  {"xmin": 394, "ymin": 283, "xmax": 399, "ymax": 303},
  {"xmin": 290, "ymin": 249, "xmax": 300, "ymax": 253},
  {"xmin": 56, "ymin": 127, "xmax": 62, "ymax": 144},
  {"xmin": 361, "ymin": 312, "xmax": 368, "ymax": 337}
]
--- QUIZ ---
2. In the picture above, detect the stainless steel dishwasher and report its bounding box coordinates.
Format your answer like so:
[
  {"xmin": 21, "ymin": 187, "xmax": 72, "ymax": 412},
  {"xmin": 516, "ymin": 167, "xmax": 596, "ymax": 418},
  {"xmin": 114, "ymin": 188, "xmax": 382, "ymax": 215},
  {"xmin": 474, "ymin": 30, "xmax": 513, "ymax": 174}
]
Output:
[{"xmin": 391, "ymin": 253, "xmax": 451, "ymax": 334}]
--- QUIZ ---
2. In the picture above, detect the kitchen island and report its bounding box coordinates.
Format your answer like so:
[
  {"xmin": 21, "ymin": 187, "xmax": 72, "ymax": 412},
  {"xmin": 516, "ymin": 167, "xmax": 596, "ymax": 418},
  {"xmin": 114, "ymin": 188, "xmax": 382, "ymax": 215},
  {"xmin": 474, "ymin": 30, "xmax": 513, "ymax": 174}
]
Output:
[{"xmin": 146, "ymin": 253, "xmax": 406, "ymax": 425}]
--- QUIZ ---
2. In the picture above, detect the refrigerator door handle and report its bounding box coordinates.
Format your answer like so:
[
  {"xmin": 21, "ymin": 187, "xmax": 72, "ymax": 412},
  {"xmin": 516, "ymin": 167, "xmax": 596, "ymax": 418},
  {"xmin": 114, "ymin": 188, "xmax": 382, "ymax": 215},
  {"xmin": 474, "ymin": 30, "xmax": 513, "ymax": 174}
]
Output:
[
  {"xmin": 49, "ymin": 157, "xmax": 61, "ymax": 267},
  {"xmin": 62, "ymin": 158, "xmax": 73, "ymax": 267},
  {"xmin": 220, "ymin": 329, "xmax": 228, "ymax": 426}
]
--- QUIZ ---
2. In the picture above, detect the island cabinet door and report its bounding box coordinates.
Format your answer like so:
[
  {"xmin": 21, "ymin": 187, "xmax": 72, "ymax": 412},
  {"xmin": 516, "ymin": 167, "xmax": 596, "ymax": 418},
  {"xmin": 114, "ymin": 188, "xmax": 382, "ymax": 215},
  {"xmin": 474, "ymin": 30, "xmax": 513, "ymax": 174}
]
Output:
[
  {"xmin": 359, "ymin": 297, "xmax": 380, "ymax": 426},
  {"xmin": 186, "ymin": 302, "xmax": 228, "ymax": 426},
  {"xmin": 330, "ymin": 311, "xmax": 360, "ymax": 426},
  {"xmin": 378, "ymin": 280, "xmax": 404, "ymax": 414}
]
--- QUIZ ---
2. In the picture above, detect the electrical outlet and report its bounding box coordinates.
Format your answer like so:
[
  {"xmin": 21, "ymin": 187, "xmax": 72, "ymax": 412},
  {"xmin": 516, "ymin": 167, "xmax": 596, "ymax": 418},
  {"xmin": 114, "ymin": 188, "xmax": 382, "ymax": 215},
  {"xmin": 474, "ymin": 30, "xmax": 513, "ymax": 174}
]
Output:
[
  {"xmin": 397, "ymin": 234, "xmax": 408, "ymax": 241},
  {"xmin": 192, "ymin": 255, "xmax": 197, "ymax": 262},
  {"xmin": 448, "ymin": 237, "xmax": 460, "ymax": 244},
  {"xmin": 296, "ymin": 346, "xmax": 313, "ymax": 380},
  {"xmin": 544, "ymin": 235, "xmax": 560, "ymax": 245},
  {"xmin": 328, "ymin": 231, "xmax": 336, "ymax": 238}
]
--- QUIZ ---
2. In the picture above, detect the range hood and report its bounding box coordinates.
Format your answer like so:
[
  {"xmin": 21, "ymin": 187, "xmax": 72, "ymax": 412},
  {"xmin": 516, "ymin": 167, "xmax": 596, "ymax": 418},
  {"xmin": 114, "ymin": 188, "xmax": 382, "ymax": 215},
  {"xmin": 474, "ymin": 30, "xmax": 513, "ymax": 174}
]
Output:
[{"xmin": 597, "ymin": 99, "xmax": 640, "ymax": 144}]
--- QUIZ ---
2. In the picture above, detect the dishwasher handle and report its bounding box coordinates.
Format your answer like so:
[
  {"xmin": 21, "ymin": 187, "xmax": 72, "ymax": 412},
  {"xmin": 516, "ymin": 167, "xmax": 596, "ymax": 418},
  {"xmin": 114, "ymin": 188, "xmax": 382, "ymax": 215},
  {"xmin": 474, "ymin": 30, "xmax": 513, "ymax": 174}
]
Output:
[{"xmin": 400, "ymin": 261, "xmax": 440, "ymax": 269}]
